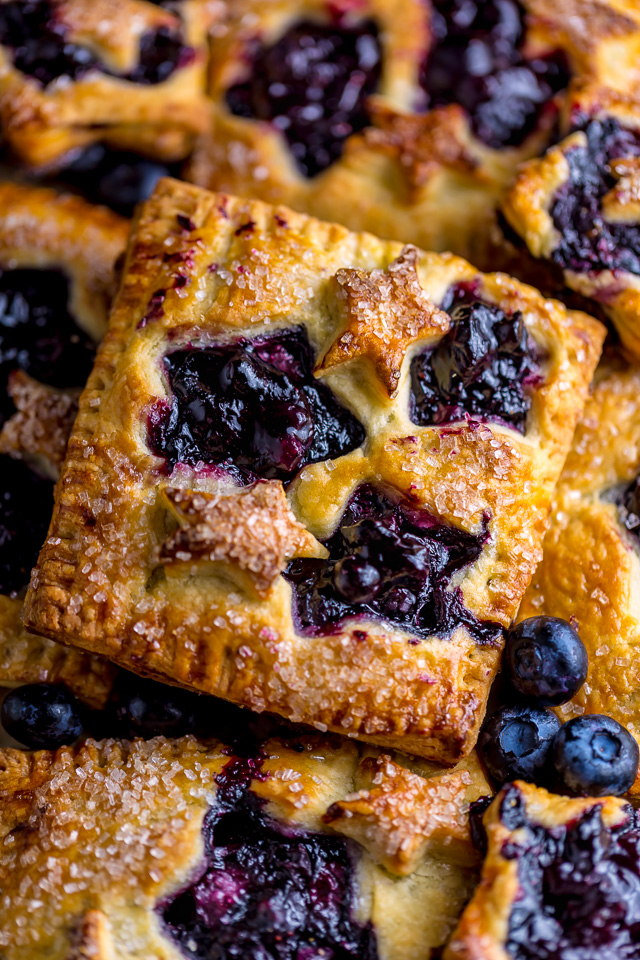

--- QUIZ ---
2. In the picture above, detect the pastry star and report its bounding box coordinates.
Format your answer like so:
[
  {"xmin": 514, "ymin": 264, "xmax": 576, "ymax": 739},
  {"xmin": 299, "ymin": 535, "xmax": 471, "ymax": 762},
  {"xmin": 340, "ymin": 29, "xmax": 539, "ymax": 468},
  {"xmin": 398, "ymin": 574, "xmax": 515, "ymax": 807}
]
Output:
[
  {"xmin": 323, "ymin": 754, "xmax": 476, "ymax": 876},
  {"xmin": 316, "ymin": 245, "xmax": 451, "ymax": 398},
  {"xmin": 160, "ymin": 481, "xmax": 326, "ymax": 598}
]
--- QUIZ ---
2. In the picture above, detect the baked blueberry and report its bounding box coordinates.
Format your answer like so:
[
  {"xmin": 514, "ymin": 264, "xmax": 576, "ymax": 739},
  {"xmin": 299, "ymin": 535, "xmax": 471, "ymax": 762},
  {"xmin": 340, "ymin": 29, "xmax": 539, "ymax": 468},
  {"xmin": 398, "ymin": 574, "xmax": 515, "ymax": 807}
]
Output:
[
  {"xmin": 479, "ymin": 704, "xmax": 560, "ymax": 785},
  {"xmin": 421, "ymin": 0, "xmax": 569, "ymax": 149},
  {"xmin": 284, "ymin": 482, "xmax": 502, "ymax": 643},
  {"xmin": 409, "ymin": 287, "xmax": 540, "ymax": 432},
  {"xmin": 553, "ymin": 714, "xmax": 639, "ymax": 797},
  {"xmin": 0, "ymin": 455, "xmax": 55, "ymax": 596},
  {"xmin": 161, "ymin": 753, "xmax": 378, "ymax": 959},
  {"xmin": 148, "ymin": 327, "xmax": 365, "ymax": 483},
  {"xmin": 225, "ymin": 20, "xmax": 382, "ymax": 177},
  {"xmin": 108, "ymin": 671, "xmax": 201, "ymax": 739},
  {"xmin": 1, "ymin": 682, "xmax": 83, "ymax": 749},
  {"xmin": 505, "ymin": 616, "xmax": 588, "ymax": 706}
]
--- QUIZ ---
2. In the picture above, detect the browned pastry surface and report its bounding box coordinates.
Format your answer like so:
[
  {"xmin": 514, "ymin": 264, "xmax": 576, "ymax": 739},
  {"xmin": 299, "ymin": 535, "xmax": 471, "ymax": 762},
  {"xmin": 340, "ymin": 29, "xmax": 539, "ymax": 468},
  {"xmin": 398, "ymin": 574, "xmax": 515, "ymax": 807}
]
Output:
[
  {"xmin": 518, "ymin": 353, "xmax": 640, "ymax": 792},
  {"xmin": 444, "ymin": 781, "xmax": 632, "ymax": 960},
  {"xmin": 0, "ymin": 182, "xmax": 127, "ymax": 707},
  {"xmin": 189, "ymin": 0, "xmax": 640, "ymax": 265},
  {"xmin": 0, "ymin": 735, "xmax": 490, "ymax": 960},
  {"xmin": 21, "ymin": 179, "xmax": 604, "ymax": 762},
  {"xmin": 0, "ymin": 0, "xmax": 218, "ymax": 169}
]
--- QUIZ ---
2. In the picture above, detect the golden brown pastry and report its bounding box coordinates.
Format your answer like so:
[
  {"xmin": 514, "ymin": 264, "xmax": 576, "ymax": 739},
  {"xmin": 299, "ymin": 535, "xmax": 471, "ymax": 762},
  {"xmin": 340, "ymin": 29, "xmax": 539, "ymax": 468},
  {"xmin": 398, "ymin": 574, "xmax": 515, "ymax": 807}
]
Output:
[
  {"xmin": 445, "ymin": 780, "xmax": 640, "ymax": 960},
  {"xmin": 189, "ymin": 0, "xmax": 640, "ymax": 265},
  {"xmin": 0, "ymin": 182, "xmax": 127, "ymax": 706},
  {"xmin": 22, "ymin": 178, "xmax": 604, "ymax": 762},
  {"xmin": 518, "ymin": 352, "xmax": 640, "ymax": 792},
  {"xmin": 0, "ymin": 734, "xmax": 490, "ymax": 959},
  {"xmin": 0, "ymin": 0, "xmax": 217, "ymax": 169},
  {"xmin": 503, "ymin": 81, "xmax": 640, "ymax": 360}
]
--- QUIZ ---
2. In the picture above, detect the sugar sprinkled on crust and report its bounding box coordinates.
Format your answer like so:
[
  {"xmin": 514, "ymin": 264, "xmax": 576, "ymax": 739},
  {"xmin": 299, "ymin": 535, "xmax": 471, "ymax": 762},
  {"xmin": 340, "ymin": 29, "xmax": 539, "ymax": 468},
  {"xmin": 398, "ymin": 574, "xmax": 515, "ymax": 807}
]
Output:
[{"xmin": 0, "ymin": 371, "xmax": 79, "ymax": 471}]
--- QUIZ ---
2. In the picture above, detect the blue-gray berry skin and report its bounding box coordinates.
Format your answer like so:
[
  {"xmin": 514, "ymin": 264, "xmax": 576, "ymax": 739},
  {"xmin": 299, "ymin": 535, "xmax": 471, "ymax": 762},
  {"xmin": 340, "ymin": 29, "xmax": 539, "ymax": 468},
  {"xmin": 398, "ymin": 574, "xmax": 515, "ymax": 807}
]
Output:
[
  {"xmin": 553, "ymin": 714, "xmax": 640, "ymax": 797},
  {"xmin": 505, "ymin": 616, "xmax": 588, "ymax": 706},
  {"xmin": 1, "ymin": 683, "xmax": 83, "ymax": 749},
  {"xmin": 479, "ymin": 704, "xmax": 561, "ymax": 786}
]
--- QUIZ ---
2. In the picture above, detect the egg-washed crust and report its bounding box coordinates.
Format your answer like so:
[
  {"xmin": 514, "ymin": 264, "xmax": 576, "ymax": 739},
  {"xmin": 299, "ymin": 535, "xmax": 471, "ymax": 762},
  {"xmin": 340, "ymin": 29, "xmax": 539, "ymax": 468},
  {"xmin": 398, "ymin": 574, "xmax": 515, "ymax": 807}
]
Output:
[
  {"xmin": 518, "ymin": 353, "xmax": 640, "ymax": 793},
  {"xmin": 0, "ymin": 734, "xmax": 490, "ymax": 960},
  {"xmin": 23, "ymin": 179, "xmax": 604, "ymax": 763},
  {"xmin": 444, "ymin": 780, "xmax": 632, "ymax": 960},
  {"xmin": 187, "ymin": 0, "xmax": 640, "ymax": 265},
  {"xmin": 502, "ymin": 81, "xmax": 640, "ymax": 360},
  {"xmin": 0, "ymin": 0, "xmax": 219, "ymax": 169},
  {"xmin": 0, "ymin": 182, "xmax": 127, "ymax": 709}
]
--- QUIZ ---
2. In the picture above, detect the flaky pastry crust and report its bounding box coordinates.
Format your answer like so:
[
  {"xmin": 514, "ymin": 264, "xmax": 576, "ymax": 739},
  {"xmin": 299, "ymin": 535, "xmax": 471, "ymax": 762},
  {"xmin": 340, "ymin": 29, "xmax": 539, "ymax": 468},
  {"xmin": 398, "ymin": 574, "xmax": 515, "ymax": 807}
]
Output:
[
  {"xmin": 22, "ymin": 179, "xmax": 604, "ymax": 763},
  {"xmin": 189, "ymin": 0, "xmax": 640, "ymax": 266},
  {"xmin": 0, "ymin": 734, "xmax": 490, "ymax": 960},
  {"xmin": 0, "ymin": 0, "xmax": 218, "ymax": 169},
  {"xmin": 518, "ymin": 353, "xmax": 640, "ymax": 792}
]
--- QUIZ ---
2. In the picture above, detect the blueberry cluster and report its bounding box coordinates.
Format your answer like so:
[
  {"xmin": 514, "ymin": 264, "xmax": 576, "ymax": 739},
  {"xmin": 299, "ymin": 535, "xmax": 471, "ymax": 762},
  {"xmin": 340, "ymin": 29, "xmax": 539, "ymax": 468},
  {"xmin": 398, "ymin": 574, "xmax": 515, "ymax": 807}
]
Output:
[{"xmin": 479, "ymin": 617, "xmax": 639, "ymax": 797}]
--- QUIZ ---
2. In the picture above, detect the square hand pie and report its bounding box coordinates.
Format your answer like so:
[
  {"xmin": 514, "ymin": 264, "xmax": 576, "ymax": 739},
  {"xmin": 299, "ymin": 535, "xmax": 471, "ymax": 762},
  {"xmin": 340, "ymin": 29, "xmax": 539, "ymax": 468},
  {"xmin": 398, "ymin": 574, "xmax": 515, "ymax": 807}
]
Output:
[
  {"xmin": 503, "ymin": 81, "xmax": 640, "ymax": 361},
  {"xmin": 0, "ymin": 182, "xmax": 127, "ymax": 709},
  {"xmin": 445, "ymin": 781, "xmax": 640, "ymax": 960},
  {"xmin": 0, "ymin": 0, "xmax": 216, "ymax": 170},
  {"xmin": 0, "ymin": 734, "xmax": 489, "ymax": 960},
  {"xmin": 189, "ymin": 0, "xmax": 640, "ymax": 266},
  {"xmin": 518, "ymin": 353, "xmax": 640, "ymax": 792},
  {"xmin": 24, "ymin": 179, "xmax": 605, "ymax": 763}
]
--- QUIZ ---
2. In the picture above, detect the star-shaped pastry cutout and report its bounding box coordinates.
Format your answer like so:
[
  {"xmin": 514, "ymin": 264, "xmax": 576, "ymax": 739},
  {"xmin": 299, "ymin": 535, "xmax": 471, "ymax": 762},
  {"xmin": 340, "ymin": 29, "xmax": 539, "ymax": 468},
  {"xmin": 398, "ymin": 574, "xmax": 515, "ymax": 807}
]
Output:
[
  {"xmin": 160, "ymin": 481, "xmax": 326, "ymax": 598},
  {"xmin": 316, "ymin": 245, "xmax": 451, "ymax": 398},
  {"xmin": 323, "ymin": 754, "xmax": 476, "ymax": 876},
  {"xmin": 0, "ymin": 370, "xmax": 78, "ymax": 471}
]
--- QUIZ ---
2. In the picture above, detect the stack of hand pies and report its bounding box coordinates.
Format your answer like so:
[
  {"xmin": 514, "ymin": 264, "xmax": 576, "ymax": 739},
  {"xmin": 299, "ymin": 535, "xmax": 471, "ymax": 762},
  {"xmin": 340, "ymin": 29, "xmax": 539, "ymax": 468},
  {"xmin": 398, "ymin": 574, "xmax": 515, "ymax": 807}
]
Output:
[{"xmin": 2, "ymin": 2, "xmax": 640, "ymax": 958}]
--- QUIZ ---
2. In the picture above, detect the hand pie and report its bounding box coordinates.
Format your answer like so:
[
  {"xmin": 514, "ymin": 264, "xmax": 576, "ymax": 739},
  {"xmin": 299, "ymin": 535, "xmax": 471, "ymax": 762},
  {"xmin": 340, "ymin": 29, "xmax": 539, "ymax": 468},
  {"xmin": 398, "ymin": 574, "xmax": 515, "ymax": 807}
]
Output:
[
  {"xmin": 0, "ymin": 182, "xmax": 127, "ymax": 707},
  {"xmin": 518, "ymin": 352, "xmax": 640, "ymax": 791},
  {"xmin": 23, "ymin": 178, "xmax": 604, "ymax": 762},
  {"xmin": 503, "ymin": 81, "xmax": 640, "ymax": 360},
  {"xmin": 446, "ymin": 781, "xmax": 640, "ymax": 960},
  {"xmin": 188, "ymin": 0, "xmax": 640, "ymax": 265},
  {"xmin": 0, "ymin": 734, "xmax": 489, "ymax": 959},
  {"xmin": 0, "ymin": 0, "xmax": 217, "ymax": 170}
]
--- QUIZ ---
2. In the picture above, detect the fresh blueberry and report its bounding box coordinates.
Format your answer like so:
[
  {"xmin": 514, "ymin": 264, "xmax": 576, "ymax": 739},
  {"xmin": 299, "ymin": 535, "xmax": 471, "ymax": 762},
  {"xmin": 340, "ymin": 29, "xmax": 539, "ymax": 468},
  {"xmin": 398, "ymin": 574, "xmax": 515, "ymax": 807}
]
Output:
[
  {"xmin": 108, "ymin": 672, "xmax": 201, "ymax": 739},
  {"xmin": 505, "ymin": 616, "xmax": 588, "ymax": 706},
  {"xmin": 479, "ymin": 704, "xmax": 560, "ymax": 785},
  {"xmin": 95, "ymin": 158, "xmax": 170, "ymax": 216},
  {"xmin": 553, "ymin": 714, "xmax": 640, "ymax": 797},
  {"xmin": 1, "ymin": 683, "xmax": 83, "ymax": 749}
]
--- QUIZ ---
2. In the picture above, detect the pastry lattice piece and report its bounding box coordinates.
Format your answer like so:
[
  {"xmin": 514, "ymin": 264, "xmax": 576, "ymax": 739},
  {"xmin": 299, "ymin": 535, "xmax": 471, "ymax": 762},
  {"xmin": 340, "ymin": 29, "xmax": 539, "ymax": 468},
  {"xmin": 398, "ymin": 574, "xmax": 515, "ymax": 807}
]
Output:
[
  {"xmin": 0, "ymin": 182, "xmax": 127, "ymax": 707},
  {"xmin": 446, "ymin": 780, "xmax": 640, "ymax": 960},
  {"xmin": 23, "ymin": 179, "xmax": 605, "ymax": 762},
  {"xmin": 518, "ymin": 352, "xmax": 640, "ymax": 793},
  {"xmin": 0, "ymin": 734, "xmax": 490, "ymax": 959},
  {"xmin": 0, "ymin": 0, "xmax": 217, "ymax": 169},
  {"xmin": 503, "ymin": 81, "xmax": 640, "ymax": 361},
  {"xmin": 189, "ymin": 0, "xmax": 640, "ymax": 265}
]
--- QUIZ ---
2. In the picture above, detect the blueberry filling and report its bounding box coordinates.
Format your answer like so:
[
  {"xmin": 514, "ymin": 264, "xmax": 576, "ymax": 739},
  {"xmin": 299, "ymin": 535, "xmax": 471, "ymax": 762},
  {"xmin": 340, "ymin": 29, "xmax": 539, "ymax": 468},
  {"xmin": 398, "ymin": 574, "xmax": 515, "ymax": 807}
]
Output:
[
  {"xmin": 0, "ymin": 0, "xmax": 192, "ymax": 88},
  {"xmin": 225, "ymin": 20, "xmax": 382, "ymax": 178},
  {"xmin": 613, "ymin": 474, "xmax": 640, "ymax": 541},
  {"xmin": 0, "ymin": 267, "xmax": 94, "ymax": 424},
  {"xmin": 148, "ymin": 327, "xmax": 365, "ymax": 483},
  {"xmin": 161, "ymin": 753, "xmax": 378, "ymax": 960},
  {"xmin": 0, "ymin": 454, "xmax": 54, "ymax": 595},
  {"xmin": 409, "ymin": 286, "xmax": 540, "ymax": 433},
  {"xmin": 421, "ymin": 0, "xmax": 569, "ymax": 150},
  {"xmin": 284, "ymin": 483, "xmax": 502, "ymax": 643},
  {"xmin": 551, "ymin": 117, "xmax": 640, "ymax": 275},
  {"xmin": 485, "ymin": 785, "xmax": 640, "ymax": 960}
]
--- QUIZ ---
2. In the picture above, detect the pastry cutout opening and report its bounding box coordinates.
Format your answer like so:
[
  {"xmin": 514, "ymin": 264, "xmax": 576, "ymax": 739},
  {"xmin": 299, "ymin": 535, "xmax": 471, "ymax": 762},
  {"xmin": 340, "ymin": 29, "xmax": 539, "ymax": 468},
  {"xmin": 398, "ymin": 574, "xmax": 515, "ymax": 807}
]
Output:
[
  {"xmin": 160, "ymin": 752, "xmax": 379, "ymax": 960},
  {"xmin": 409, "ymin": 283, "xmax": 541, "ymax": 433},
  {"xmin": 551, "ymin": 117, "xmax": 640, "ymax": 275},
  {"xmin": 0, "ymin": 0, "xmax": 193, "ymax": 87},
  {"xmin": 225, "ymin": 19, "xmax": 382, "ymax": 178},
  {"xmin": 148, "ymin": 326, "xmax": 365, "ymax": 483},
  {"xmin": 284, "ymin": 482, "xmax": 502, "ymax": 643},
  {"xmin": 421, "ymin": 0, "xmax": 569, "ymax": 150}
]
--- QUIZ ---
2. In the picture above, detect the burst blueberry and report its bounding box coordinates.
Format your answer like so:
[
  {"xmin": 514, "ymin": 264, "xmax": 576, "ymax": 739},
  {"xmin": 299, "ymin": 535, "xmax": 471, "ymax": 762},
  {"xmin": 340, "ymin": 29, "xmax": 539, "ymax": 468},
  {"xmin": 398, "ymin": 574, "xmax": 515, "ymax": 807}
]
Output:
[
  {"xmin": 505, "ymin": 616, "xmax": 588, "ymax": 706},
  {"xmin": 553, "ymin": 714, "xmax": 639, "ymax": 797},
  {"xmin": 1, "ymin": 683, "xmax": 84, "ymax": 749},
  {"xmin": 479, "ymin": 704, "xmax": 560, "ymax": 785}
]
